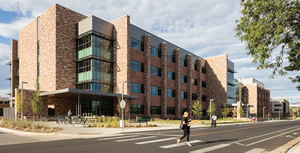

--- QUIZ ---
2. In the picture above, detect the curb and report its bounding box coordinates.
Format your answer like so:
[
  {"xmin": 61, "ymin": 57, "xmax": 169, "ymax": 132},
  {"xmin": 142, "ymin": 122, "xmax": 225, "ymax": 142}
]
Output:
[{"xmin": 266, "ymin": 136, "xmax": 300, "ymax": 153}]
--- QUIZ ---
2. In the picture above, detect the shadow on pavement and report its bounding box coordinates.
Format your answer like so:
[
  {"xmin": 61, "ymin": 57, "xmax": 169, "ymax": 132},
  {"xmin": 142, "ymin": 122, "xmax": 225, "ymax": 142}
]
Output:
[{"xmin": 192, "ymin": 139, "xmax": 238, "ymax": 146}]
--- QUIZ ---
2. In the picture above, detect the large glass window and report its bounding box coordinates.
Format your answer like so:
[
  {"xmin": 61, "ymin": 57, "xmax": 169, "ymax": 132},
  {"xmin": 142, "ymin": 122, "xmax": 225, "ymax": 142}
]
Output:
[
  {"xmin": 130, "ymin": 37, "xmax": 144, "ymax": 51},
  {"xmin": 192, "ymin": 93, "xmax": 198, "ymax": 100},
  {"xmin": 167, "ymin": 71, "xmax": 176, "ymax": 80},
  {"xmin": 167, "ymin": 89, "xmax": 176, "ymax": 98},
  {"xmin": 180, "ymin": 108, "xmax": 188, "ymax": 115},
  {"xmin": 193, "ymin": 79, "xmax": 198, "ymax": 86},
  {"xmin": 78, "ymin": 35, "xmax": 91, "ymax": 51},
  {"xmin": 227, "ymin": 71, "xmax": 234, "ymax": 85},
  {"xmin": 202, "ymin": 81, "xmax": 207, "ymax": 88},
  {"xmin": 180, "ymin": 91, "xmax": 187, "ymax": 99},
  {"xmin": 130, "ymin": 82, "xmax": 144, "ymax": 93},
  {"xmin": 77, "ymin": 83, "xmax": 113, "ymax": 92},
  {"xmin": 202, "ymin": 95, "xmax": 207, "ymax": 102},
  {"xmin": 130, "ymin": 104, "xmax": 144, "ymax": 114},
  {"xmin": 130, "ymin": 60, "xmax": 144, "ymax": 72},
  {"xmin": 150, "ymin": 106, "xmax": 161, "ymax": 114},
  {"xmin": 151, "ymin": 66, "xmax": 161, "ymax": 77},
  {"xmin": 151, "ymin": 46, "xmax": 161, "ymax": 57},
  {"xmin": 151, "ymin": 86, "xmax": 161, "ymax": 96},
  {"xmin": 167, "ymin": 53, "xmax": 176, "ymax": 63},
  {"xmin": 181, "ymin": 75, "xmax": 187, "ymax": 83},
  {"xmin": 180, "ymin": 58, "xmax": 187, "ymax": 67},
  {"xmin": 194, "ymin": 62, "xmax": 198, "ymax": 71},
  {"xmin": 167, "ymin": 107, "xmax": 176, "ymax": 115},
  {"xmin": 202, "ymin": 67, "xmax": 206, "ymax": 74},
  {"xmin": 78, "ymin": 59, "xmax": 92, "ymax": 73},
  {"xmin": 227, "ymin": 84, "xmax": 235, "ymax": 104}
]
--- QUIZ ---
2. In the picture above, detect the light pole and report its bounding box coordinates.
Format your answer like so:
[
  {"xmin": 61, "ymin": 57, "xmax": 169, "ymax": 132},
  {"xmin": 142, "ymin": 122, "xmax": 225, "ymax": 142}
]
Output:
[
  {"xmin": 209, "ymin": 99, "xmax": 214, "ymax": 125},
  {"xmin": 279, "ymin": 102, "xmax": 281, "ymax": 120},
  {"xmin": 21, "ymin": 81, "xmax": 28, "ymax": 119},
  {"xmin": 120, "ymin": 80, "xmax": 127, "ymax": 132},
  {"xmin": 246, "ymin": 104, "xmax": 249, "ymax": 118},
  {"xmin": 263, "ymin": 107, "xmax": 266, "ymax": 120}
]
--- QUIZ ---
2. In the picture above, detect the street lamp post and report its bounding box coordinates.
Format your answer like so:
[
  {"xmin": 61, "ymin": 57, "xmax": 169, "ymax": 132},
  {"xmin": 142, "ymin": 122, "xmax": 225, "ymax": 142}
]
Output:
[
  {"xmin": 120, "ymin": 80, "xmax": 127, "ymax": 132},
  {"xmin": 21, "ymin": 81, "xmax": 28, "ymax": 119},
  {"xmin": 246, "ymin": 104, "xmax": 249, "ymax": 118},
  {"xmin": 279, "ymin": 103, "xmax": 281, "ymax": 120},
  {"xmin": 263, "ymin": 107, "xmax": 266, "ymax": 120}
]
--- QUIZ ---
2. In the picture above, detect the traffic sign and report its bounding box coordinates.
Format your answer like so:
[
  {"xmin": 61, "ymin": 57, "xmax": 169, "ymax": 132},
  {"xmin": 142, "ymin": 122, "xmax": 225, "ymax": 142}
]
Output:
[{"xmin": 120, "ymin": 100, "xmax": 126, "ymax": 109}]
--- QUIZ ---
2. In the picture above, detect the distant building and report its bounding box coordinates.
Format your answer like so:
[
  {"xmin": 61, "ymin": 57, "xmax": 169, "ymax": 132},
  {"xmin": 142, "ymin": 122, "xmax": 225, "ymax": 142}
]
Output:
[
  {"xmin": 271, "ymin": 99, "xmax": 290, "ymax": 117},
  {"xmin": 0, "ymin": 97, "xmax": 10, "ymax": 116},
  {"xmin": 236, "ymin": 78, "xmax": 271, "ymax": 118}
]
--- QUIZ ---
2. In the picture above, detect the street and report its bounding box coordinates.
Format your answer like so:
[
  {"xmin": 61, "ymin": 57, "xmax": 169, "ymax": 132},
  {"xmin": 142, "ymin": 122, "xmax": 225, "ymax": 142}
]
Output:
[{"xmin": 0, "ymin": 120, "xmax": 299, "ymax": 153}]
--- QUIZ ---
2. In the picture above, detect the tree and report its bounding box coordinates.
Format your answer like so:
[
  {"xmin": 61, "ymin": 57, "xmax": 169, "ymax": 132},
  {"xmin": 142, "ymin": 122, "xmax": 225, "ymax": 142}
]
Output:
[
  {"xmin": 240, "ymin": 106, "xmax": 244, "ymax": 117},
  {"xmin": 235, "ymin": 0, "xmax": 300, "ymax": 90},
  {"xmin": 192, "ymin": 99, "xmax": 203, "ymax": 120},
  {"xmin": 31, "ymin": 83, "xmax": 42, "ymax": 121},
  {"xmin": 207, "ymin": 101, "xmax": 216, "ymax": 116},
  {"xmin": 289, "ymin": 107, "xmax": 296, "ymax": 118},
  {"xmin": 221, "ymin": 104, "xmax": 230, "ymax": 118},
  {"xmin": 16, "ymin": 90, "xmax": 24, "ymax": 119}
]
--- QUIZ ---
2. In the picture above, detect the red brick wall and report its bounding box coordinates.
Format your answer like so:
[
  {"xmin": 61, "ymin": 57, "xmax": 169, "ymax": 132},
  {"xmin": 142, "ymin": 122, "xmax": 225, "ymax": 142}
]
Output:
[{"xmin": 11, "ymin": 39, "xmax": 19, "ymax": 97}]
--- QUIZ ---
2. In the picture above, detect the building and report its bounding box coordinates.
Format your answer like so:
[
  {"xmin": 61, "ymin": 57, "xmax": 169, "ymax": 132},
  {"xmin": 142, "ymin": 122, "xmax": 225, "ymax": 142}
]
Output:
[
  {"xmin": 237, "ymin": 78, "xmax": 271, "ymax": 118},
  {"xmin": 8, "ymin": 4, "xmax": 234, "ymax": 119},
  {"xmin": 0, "ymin": 97, "xmax": 10, "ymax": 116},
  {"xmin": 271, "ymin": 99, "xmax": 290, "ymax": 117}
]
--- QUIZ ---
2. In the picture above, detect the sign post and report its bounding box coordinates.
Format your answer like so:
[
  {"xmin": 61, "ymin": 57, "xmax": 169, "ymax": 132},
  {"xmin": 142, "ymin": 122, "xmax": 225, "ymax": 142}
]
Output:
[{"xmin": 120, "ymin": 81, "xmax": 127, "ymax": 132}]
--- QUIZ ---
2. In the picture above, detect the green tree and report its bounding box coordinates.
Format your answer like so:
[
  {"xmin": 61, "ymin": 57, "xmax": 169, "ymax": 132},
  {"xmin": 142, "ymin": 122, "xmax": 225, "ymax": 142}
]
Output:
[
  {"xmin": 240, "ymin": 106, "xmax": 244, "ymax": 117},
  {"xmin": 221, "ymin": 104, "xmax": 230, "ymax": 118},
  {"xmin": 235, "ymin": 0, "xmax": 300, "ymax": 90},
  {"xmin": 192, "ymin": 99, "xmax": 203, "ymax": 120},
  {"xmin": 31, "ymin": 83, "xmax": 42, "ymax": 121},
  {"xmin": 207, "ymin": 101, "xmax": 216, "ymax": 116},
  {"xmin": 289, "ymin": 107, "xmax": 296, "ymax": 118},
  {"xmin": 16, "ymin": 90, "xmax": 24, "ymax": 119}
]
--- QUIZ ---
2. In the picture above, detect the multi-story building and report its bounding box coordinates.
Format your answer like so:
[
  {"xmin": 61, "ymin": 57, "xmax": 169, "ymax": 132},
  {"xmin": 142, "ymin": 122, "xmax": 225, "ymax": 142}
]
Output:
[
  {"xmin": 8, "ymin": 4, "xmax": 234, "ymax": 119},
  {"xmin": 271, "ymin": 99, "xmax": 289, "ymax": 117},
  {"xmin": 237, "ymin": 78, "xmax": 271, "ymax": 118},
  {"xmin": 0, "ymin": 97, "xmax": 10, "ymax": 116}
]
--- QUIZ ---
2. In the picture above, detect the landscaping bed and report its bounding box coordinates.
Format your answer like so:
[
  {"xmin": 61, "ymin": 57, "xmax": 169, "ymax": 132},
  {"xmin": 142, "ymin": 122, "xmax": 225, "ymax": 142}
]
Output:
[
  {"xmin": 84, "ymin": 117, "xmax": 157, "ymax": 128},
  {"xmin": 0, "ymin": 119, "xmax": 62, "ymax": 133}
]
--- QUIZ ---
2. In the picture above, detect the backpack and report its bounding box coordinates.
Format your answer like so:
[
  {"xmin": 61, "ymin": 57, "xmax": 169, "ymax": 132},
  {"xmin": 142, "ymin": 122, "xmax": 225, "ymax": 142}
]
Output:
[{"xmin": 179, "ymin": 118, "xmax": 184, "ymax": 129}]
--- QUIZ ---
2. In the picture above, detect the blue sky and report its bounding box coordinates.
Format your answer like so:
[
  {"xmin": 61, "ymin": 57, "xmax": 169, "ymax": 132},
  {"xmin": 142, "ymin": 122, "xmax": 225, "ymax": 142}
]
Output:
[{"xmin": 0, "ymin": 0, "xmax": 299, "ymax": 103}]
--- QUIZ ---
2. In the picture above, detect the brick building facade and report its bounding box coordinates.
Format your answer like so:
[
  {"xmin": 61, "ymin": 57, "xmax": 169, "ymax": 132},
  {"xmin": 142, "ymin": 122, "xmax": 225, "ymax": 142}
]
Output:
[{"xmin": 9, "ymin": 4, "xmax": 234, "ymax": 119}]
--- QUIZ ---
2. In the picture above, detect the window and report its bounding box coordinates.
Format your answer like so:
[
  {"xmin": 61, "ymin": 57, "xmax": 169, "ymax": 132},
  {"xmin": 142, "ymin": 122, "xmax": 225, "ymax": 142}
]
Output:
[
  {"xmin": 78, "ymin": 35, "xmax": 92, "ymax": 51},
  {"xmin": 151, "ymin": 66, "xmax": 161, "ymax": 77},
  {"xmin": 130, "ymin": 82, "xmax": 144, "ymax": 93},
  {"xmin": 202, "ymin": 81, "xmax": 206, "ymax": 88},
  {"xmin": 130, "ymin": 104, "xmax": 144, "ymax": 114},
  {"xmin": 180, "ymin": 58, "xmax": 187, "ymax": 67},
  {"xmin": 180, "ymin": 91, "xmax": 187, "ymax": 99},
  {"xmin": 151, "ymin": 46, "xmax": 161, "ymax": 57},
  {"xmin": 167, "ymin": 89, "xmax": 176, "ymax": 98},
  {"xmin": 194, "ymin": 62, "xmax": 198, "ymax": 71},
  {"xmin": 202, "ymin": 67, "xmax": 206, "ymax": 74},
  {"xmin": 181, "ymin": 75, "xmax": 187, "ymax": 83},
  {"xmin": 77, "ymin": 59, "xmax": 92, "ymax": 73},
  {"xmin": 130, "ymin": 60, "xmax": 144, "ymax": 72},
  {"xmin": 202, "ymin": 95, "xmax": 207, "ymax": 102},
  {"xmin": 180, "ymin": 108, "xmax": 188, "ymax": 115},
  {"xmin": 77, "ymin": 83, "xmax": 113, "ymax": 92},
  {"xmin": 151, "ymin": 106, "xmax": 161, "ymax": 114},
  {"xmin": 193, "ymin": 79, "xmax": 198, "ymax": 86},
  {"xmin": 192, "ymin": 93, "xmax": 198, "ymax": 100},
  {"xmin": 167, "ymin": 71, "xmax": 176, "ymax": 80},
  {"xmin": 167, "ymin": 107, "xmax": 176, "ymax": 115},
  {"xmin": 151, "ymin": 86, "xmax": 161, "ymax": 96},
  {"xmin": 130, "ymin": 37, "xmax": 143, "ymax": 51},
  {"xmin": 167, "ymin": 53, "xmax": 175, "ymax": 63}
]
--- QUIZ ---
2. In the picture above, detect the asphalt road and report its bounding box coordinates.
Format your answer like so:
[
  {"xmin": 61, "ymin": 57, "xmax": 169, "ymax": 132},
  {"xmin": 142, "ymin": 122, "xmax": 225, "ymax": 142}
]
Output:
[{"xmin": 0, "ymin": 120, "xmax": 299, "ymax": 153}]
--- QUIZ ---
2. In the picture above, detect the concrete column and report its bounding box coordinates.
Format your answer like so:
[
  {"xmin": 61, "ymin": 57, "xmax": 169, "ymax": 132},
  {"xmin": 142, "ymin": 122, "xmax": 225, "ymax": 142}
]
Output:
[
  {"xmin": 161, "ymin": 42, "xmax": 167, "ymax": 118},
  {"xmin": 187, "ymin": 54, "xmax": 193, "ymax": 116},
  {"xmin": 144, "ymin": 35, "xmax": 151, "ymax": 116},
  {"xmin": 237, "ymin": 101, "xmax": 241, "ymax": 119},
  {"xmin": 175, "ymin": 48, "xmax": 181, "ymax": 119}
]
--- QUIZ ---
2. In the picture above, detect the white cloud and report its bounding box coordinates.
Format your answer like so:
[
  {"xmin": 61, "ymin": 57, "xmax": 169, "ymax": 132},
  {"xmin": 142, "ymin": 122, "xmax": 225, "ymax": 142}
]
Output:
[
  {"xmin": 0, "ymin": 17, "xmax": 33, "ymax": 39},
  {"xmin": 0, "ymin": 88, "xmax": 9, "ymax": 97},
  {"xmin": 0, "ymin": 42, "xmax": 10, "ymax": 64}
]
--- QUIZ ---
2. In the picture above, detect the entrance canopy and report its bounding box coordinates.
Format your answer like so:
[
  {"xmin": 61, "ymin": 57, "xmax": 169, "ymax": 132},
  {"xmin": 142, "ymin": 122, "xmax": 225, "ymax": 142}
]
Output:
[{"xmin": 40, "ymin": 88, "xmax": 138, "ymax": 99}]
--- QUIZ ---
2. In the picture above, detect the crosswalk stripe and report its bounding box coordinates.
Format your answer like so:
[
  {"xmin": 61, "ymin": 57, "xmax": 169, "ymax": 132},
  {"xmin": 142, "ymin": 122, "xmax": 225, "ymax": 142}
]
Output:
[
  {"xmin": 245, "ymin": 148, "xmax": 266, "ymax": 153},
  {"xmin": 116, "ymin": 136, "xmax": 157, "ymax": 142},
  {"xmin": 136, "ymin": 137, "xmax": 177, "ymax": 145},
  {"xmin": 97, "ymin": 135, "xmax": 138, "ymax": 141},
  {"xmin": 190, "ymin": 143, "xmax": 231, "ymax": 153},
  {"xmin": 160, "ymin": 140, "xmax": 202, "ymax": 149}
]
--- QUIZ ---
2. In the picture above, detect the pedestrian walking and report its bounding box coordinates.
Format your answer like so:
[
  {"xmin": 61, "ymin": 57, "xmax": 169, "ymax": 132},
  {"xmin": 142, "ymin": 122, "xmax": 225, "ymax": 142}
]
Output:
[
  {"xmin": 68, "ymin": 110, "xmax": 72, "ymax": 124},
  {"xmin": 177, "ymin": 112, "xmax": 192, "ymax": 147}
]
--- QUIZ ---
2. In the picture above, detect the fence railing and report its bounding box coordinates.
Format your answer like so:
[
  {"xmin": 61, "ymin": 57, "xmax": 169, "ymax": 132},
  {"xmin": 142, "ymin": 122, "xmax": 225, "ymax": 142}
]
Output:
[{"xmin": 3, "ymin": 107, "xmax": 15, "ymax": 120}]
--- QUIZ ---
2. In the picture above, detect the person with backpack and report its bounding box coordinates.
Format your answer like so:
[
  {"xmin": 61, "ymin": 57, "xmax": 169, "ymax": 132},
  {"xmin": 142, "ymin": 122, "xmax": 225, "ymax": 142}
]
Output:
[{"xmin": 177, "ymin": 111, "xmax": 192, "ymax": 147}]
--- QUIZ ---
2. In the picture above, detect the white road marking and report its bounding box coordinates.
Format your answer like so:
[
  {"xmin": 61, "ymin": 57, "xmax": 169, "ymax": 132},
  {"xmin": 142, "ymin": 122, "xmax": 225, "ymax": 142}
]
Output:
[
  {"xmin": 97, "ymin": 135, "xmax": 138, "ymax": 141},
  {"xmin": 159, "ymin": 140, "xmax": 202, "ymax": 149},
  {"xmin": 131, "ymin": 133, "xmax": 181, "ymax": 137},
  {"xmin": 245, "ymin": 128, "xmax": 300, "ymax": 146},
  {"xmin": 245, "ymin": 148, "xmax": 265, "ymax": 153},
  {"xmin": 293, "ymin": 133, "xmax": 298, "ymax": 135},
  {"xmin": 136, "ymin": 137, "xmax": 177, "ymax": 144},
  {"xmin": 189, "ymin": 143, "xmax": 231, "ymax": 153},
  {"xmin": 116, "ymin": 136, "xmax": 157, "ymax": 142},
  {"xmin": 234, "ymin": 126, "xmax": 298, "ymax": 145}
]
